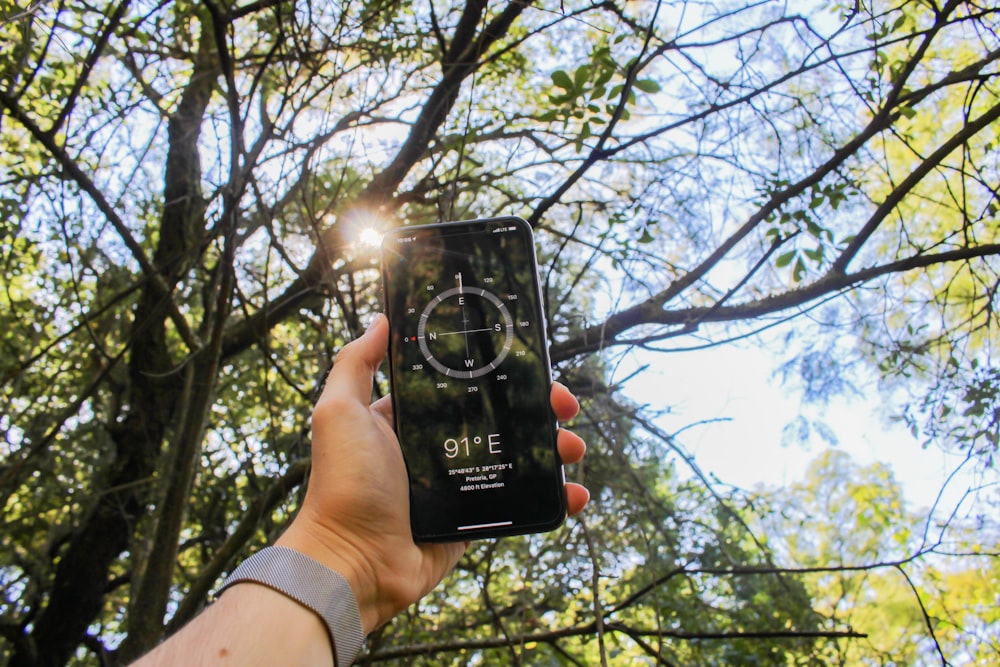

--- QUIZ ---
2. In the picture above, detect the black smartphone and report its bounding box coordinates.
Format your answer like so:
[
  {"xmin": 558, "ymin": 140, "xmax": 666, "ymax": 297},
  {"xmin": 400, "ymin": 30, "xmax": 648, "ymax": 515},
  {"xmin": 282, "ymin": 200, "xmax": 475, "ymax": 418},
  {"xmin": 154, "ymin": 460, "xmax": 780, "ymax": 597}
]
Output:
[{"xmin": 380, "ymin": 216, "xmax": 566, "ymax": 542}]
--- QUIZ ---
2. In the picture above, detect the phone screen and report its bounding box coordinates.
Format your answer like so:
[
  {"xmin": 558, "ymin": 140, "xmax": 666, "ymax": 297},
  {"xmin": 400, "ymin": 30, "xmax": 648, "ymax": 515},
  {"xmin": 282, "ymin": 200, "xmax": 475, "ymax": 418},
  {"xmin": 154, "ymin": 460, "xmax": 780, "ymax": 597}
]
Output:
[{"xmin": 380, "ymin": 217, "xmax": 565, "ymax": 541}]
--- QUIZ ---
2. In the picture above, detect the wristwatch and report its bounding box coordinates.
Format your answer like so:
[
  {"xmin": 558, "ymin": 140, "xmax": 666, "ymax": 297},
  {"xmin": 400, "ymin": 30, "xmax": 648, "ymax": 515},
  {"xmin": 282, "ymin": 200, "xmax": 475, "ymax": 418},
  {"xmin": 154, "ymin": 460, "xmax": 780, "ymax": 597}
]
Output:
[{"xmin": 218, "ymin": 546, "xmax": 365, "ymax": 666}]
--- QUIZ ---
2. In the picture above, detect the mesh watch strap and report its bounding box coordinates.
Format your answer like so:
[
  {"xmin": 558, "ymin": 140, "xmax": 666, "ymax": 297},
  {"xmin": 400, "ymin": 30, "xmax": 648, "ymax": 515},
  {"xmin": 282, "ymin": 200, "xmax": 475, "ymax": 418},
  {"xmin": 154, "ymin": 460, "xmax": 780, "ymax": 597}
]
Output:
[{"xmin": 218, "ymin": 546, "xmax": 364, "ymax": 667}]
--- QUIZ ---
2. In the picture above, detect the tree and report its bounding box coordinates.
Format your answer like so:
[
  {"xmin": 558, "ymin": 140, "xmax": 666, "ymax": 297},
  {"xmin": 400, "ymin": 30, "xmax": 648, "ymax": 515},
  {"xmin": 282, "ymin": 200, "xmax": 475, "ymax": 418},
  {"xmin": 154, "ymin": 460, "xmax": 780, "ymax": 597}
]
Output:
[
  {"xmin": 1, "ymin": 0, "xmax": 997, "ymax": 665},
  {"xmin": 757, "ymin": 450, "xmax": 1000, "ymax": 666}
]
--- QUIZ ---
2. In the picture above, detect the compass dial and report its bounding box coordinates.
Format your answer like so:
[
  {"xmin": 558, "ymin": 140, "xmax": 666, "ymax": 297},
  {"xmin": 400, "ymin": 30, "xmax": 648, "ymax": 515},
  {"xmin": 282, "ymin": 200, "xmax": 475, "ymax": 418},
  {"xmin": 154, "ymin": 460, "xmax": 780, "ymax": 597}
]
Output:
[{"xmin": 417, "ymin": 286, "xmax": 514, "ymax": 379}]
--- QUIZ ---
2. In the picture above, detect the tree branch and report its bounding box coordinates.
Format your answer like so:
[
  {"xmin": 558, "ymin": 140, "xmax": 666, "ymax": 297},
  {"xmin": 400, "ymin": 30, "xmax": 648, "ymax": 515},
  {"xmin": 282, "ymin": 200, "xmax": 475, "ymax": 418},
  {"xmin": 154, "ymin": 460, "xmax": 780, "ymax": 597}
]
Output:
[
  {"xmin": 551, "ymin": 243, "xmax": 1000, "ymax": 361},
  {"xmin": 164, "ymin": 458, "xmax": 310, "ymax": 636},
  {"xmin": 0, "ymin": 87, "xmax": 201, "ymax": 353}
]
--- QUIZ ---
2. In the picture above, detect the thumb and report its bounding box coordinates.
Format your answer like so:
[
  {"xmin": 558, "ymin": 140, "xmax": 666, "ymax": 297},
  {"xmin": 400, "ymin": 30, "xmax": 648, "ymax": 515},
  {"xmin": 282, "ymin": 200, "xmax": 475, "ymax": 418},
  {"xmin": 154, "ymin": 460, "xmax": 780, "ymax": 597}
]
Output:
[{"xmin": 318, "ymin": 314, "xmax": 389, "ymax": 408}]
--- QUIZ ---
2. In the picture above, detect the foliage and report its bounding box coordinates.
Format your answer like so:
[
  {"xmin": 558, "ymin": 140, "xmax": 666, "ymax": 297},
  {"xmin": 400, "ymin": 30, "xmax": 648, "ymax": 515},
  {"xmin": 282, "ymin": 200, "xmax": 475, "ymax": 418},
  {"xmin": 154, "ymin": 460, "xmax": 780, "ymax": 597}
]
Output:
[
  {"xmin": 1, "ymin": 0, "xmax": 998, "ymax": 665},
  {"xmin": 755, "ymin": 450, "xmax": 1000, "ymax": 666}
]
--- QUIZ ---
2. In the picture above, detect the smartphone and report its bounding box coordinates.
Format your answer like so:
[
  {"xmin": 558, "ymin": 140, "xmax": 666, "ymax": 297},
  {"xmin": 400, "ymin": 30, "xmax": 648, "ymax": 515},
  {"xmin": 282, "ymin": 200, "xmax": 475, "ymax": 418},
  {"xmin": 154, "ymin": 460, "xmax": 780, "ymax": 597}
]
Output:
[{"xmin": 380, "ymin": 216, "xmax": 566, "ymax": 541}]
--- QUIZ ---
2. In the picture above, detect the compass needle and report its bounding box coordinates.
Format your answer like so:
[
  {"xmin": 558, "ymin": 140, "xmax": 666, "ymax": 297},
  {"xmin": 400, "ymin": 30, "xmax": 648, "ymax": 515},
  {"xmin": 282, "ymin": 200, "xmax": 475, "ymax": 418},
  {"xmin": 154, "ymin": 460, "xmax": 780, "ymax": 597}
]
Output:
[{"xmin": 457, "ymin": 273, "xmax": 471, "ymax": 359}]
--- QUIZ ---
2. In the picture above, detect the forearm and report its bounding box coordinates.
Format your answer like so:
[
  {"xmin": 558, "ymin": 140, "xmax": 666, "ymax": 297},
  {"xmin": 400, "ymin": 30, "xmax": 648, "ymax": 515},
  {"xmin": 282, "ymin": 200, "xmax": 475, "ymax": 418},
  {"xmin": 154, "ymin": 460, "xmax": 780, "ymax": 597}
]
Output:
[{"xmin": 132, "ymin": 583, "xmax": 332, "ymax": 667}]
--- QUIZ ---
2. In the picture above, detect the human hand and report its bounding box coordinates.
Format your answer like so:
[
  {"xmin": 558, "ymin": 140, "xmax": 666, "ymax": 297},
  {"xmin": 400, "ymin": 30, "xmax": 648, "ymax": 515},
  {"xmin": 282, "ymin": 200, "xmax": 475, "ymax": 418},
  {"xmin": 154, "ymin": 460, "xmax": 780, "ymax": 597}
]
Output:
[{"xmin": 277, "ymin": 314, "xmax": 589, "ymax": 634}]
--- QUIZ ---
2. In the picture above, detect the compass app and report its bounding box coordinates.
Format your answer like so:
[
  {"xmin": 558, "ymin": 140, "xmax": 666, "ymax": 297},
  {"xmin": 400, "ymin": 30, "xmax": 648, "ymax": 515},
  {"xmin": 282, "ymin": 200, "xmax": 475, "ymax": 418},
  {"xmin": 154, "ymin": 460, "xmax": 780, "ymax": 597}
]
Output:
[{"xmin": 381, "ymin": 217, "xmax": 566, "ymax": 541}]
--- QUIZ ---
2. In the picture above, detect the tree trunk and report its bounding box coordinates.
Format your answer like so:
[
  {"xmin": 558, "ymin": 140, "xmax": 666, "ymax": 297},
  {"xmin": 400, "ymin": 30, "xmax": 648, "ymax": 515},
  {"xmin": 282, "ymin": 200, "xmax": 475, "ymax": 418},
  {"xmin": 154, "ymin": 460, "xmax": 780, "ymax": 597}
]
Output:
[{"xmin": 9, "ymin": 18, "xmax": 218, "ymax": 667}]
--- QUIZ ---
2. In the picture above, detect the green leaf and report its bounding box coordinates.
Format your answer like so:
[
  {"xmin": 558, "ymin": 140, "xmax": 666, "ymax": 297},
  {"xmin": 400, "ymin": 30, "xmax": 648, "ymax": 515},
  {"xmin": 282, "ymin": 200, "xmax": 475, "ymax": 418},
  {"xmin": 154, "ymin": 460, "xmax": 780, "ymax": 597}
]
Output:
[
  {"xmin": 793, "ymin": 257, "xmax": 807, "ymax": 281},
  {"xmin": 551, "ymin": 70, "xmax": 573, "ymax": 92},
  {"xmin": 634, "ymin": 78, "xmax": 661, "ymax": 94},
  {"xmin": 594, "ymin": 66, "xmax": 615, "ymax": 88},
  {"xmin": 776, "ymin": 251, "xmax": 796, "ymax": 268}
]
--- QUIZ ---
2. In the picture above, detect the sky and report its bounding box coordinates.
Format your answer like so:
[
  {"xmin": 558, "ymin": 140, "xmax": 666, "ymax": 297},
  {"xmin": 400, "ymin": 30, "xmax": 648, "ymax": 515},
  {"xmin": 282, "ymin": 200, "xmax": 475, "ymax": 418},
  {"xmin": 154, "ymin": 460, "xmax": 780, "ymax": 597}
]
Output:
[{"xmin": 612, "ymin": 337, "xmax": 987, "ymax": 520}]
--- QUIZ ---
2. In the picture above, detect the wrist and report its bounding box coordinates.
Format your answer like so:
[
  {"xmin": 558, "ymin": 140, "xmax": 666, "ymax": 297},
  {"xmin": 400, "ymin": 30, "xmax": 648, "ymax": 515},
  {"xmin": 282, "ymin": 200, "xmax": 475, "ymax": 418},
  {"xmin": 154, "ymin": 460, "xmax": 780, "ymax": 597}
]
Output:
[{"xmin": 219, "ymin": 545, "xmax": 366, "ymax": 666}]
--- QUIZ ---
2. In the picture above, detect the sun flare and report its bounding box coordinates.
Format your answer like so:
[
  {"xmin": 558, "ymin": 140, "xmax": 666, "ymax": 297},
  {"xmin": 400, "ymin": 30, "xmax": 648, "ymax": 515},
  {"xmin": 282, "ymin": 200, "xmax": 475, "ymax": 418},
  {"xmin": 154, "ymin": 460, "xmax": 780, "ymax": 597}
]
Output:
[{"xmin": 357, "ymin": 226, "xmax": 382, "ymax": 249}]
